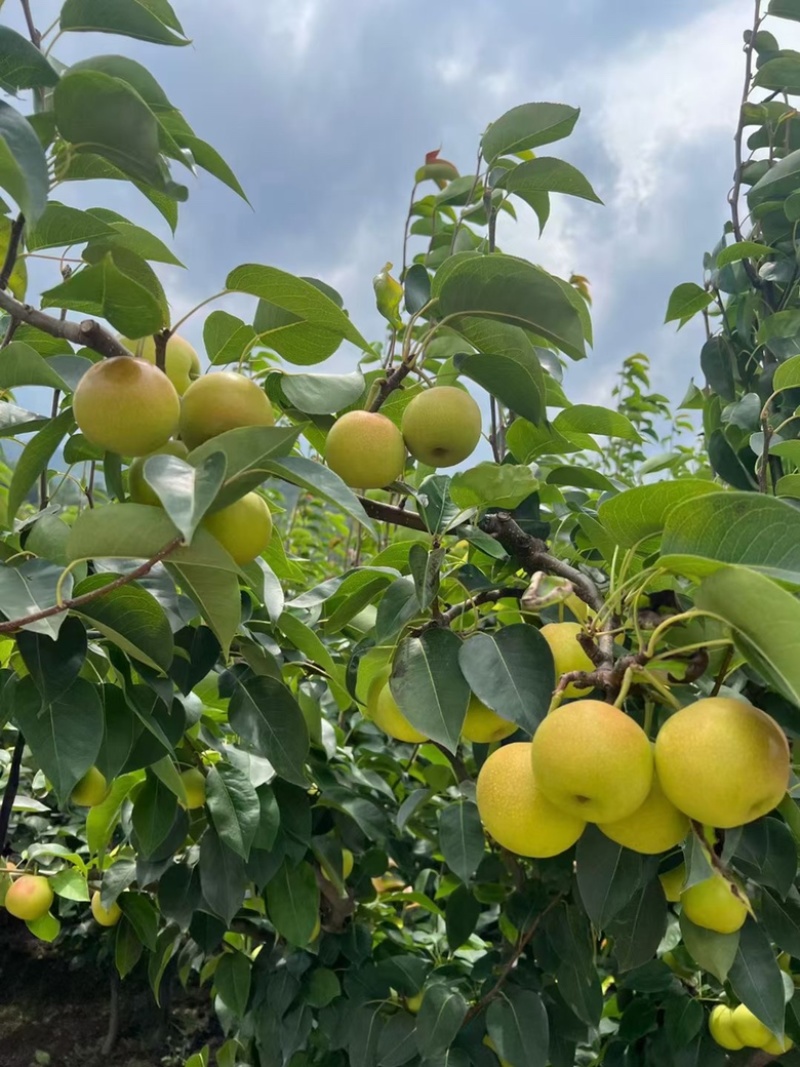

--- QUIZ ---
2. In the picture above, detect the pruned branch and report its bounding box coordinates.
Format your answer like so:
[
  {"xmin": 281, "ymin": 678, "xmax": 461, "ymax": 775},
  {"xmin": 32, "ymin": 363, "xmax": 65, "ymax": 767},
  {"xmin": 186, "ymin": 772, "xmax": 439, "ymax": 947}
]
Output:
[
  {"xmin": 358, "ymin": 496, "xmax": 427, "ymax": 531},
  {"xmin": 0, "ymin": 536, "xmax": 183, "ymax": 635},
  {"xmin": 0, "ymin": 288, "xmax": 130, "ymax": 358}
]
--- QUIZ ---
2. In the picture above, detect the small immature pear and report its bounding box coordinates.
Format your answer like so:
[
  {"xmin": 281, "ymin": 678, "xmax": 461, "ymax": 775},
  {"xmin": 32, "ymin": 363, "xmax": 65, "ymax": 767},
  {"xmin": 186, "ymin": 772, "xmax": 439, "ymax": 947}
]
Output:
[
  {"xmin": 373, "ymin": 262, "xmax": 404, "ymax": 329},
  {"xmin": 4, "ymin": 874, "xmax": 53, "ymax": 921},
  {"xmin": 401, "ymin": 386, "xmax": 482, "ymax": 468},
  {"xmin": 73, "ymin": 357, "xmax": 180, "ymax": 457},
  {"xmin": 71, "ymin": 766, "xmax": 110, "ymax": 808},
  {"xmin": 179, "ymin": 767, "xmax": 206, "ymax": 810},
  {"xmin": 202, "ymin": 492, "xmax": 272, "ymax": 565},
  {"xmin": 539, "ymin": 622, "xmax": 595, "ymax": 698},
  {"xmin": 128, "ymin": 439, "xmax": 190, "ymax": 506},
  {"xmin": 461, "ymin": 694, "xmax": 516, "ymax": 744},
  {"xmin": 680, "ymin": 870, "xmax": 748, "ymax": 934},
  {"xmin": 324, "ymin": 410, "xmax": 406, "ymax": 489},
  {"xmin": 179, "ymin": 371, "xmax": 274, "ymax": 450},
  {"xmin": 405, "ymin": 991, "xmax": 424, "ymax": 1014},
  {"xmin": 709, "ymin": 1006, "xmax": 745, "ymax": 1051},
  {"xmin": 91, "ymin": 890, "xmax": 122, "ymax": 927},
  {"xmin": 120, "ymin": 333, "xmax": 201, "ymax": 396}
]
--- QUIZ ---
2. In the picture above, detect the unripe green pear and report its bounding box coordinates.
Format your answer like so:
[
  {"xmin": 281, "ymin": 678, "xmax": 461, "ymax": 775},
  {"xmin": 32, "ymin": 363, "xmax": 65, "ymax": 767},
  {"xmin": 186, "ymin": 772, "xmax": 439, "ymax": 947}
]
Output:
[
  {"xmin": 179, "ymin": 767, "xmax": 206, "ymax": 810},
  {"xmin": 324, "ymin": 410, "xmax": 406, "ymax": 489},
  {"xmin": 5, "ymin": 874, "xmax": 53, "ymax": 921},
  {"xmin": 128, "ymin": 440, "xmax": 189, "ymax": 506},
  {"xmin": 680, "ymin": 870, "xmax": 748, "ymax": 934},
  {"xmin": 179, "ymin": 371, "xmax": 274, "ymax": 450},
  {"xmin": 71, "ymin": 766, "xmax": 110, "ymax": 808},
  {"xmin": 202, "ymin": 492, "xmax": 273, "ymax": 565},
  {"xmin": 401, "ymin": 386, "xmax": 482, "ymax": 468},
  {"xmin": 120, "ymin": 333, "xmax": 201, "ymax": 395}
]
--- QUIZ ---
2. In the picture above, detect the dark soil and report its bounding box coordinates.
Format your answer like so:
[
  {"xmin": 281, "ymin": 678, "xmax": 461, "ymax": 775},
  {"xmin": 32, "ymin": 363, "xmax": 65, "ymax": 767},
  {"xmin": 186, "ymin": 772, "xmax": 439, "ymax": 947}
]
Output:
[{"xmin": 0, "ymin": 915, "xmax": 222, "ymax": 1067}]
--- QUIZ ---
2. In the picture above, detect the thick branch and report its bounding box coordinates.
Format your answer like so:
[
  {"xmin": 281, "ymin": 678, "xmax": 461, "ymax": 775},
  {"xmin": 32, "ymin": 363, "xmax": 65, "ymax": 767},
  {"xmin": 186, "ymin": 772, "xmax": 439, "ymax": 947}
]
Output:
[
  {"xmin": 358, "ymin": 496, "xmax": 427, "ymax": 531},
  {"xmin": 0, "ymin": 289, "xmax": 131, "ymax": 358},
  {"xmin": 0, "ymin": 536, "xmax": 183, "ymax": 635},
  {"xmin": 0, "ymin": 733, "xmax": 25, "ymax": 854},
  {"xmin": 0, "ymin": 214, "xmax": 25, "ymax": 291}
]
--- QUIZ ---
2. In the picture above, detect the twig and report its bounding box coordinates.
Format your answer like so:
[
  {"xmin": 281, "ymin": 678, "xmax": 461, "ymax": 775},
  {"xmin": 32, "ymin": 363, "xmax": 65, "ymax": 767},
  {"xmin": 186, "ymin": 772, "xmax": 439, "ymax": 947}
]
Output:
[
  {"xmin": 729, "ymin": 0, "xmax": 763, "ymax": 290},
  {"xmin": 710, "ymin": 646, "xmax": 734, "ymax": 697},
  {"xmin": 0, "ymin": 316, "xmax": 20, "ymax": 350},
  {"xmin": 358, "ymin": 496, "xmax": 427, "ymax": 531},
  {"xmin": 0, "ymin": 214, "xmax": 25, "ymax": 291},
  {"xmin": 368, "ymin": 359, "xmax": 415, "ymax": 412},
  {"xmin": 0, "ymin": 289, "xmax": 131, "ymax": 358},
  {"xmin": 19, "ymin": 0, "xmax": 40, "ymax": 47},
  {"xmin": 39, "ymin": 389, "xmax": 60, "ymax": 508},
  {"xmin": 0, "ymin": 536, "xmax": 183, "ymax": 634},
  {"xmin": 437, "ymin": 587, "xmax": 524, "ymax": 627},
  {"xmin": 154, "ymin": 329, "xmax": 169, "ymax": 372},
  {"xmin": 0, "ymin": 733, "xmax": 25, "ymax": 854}
]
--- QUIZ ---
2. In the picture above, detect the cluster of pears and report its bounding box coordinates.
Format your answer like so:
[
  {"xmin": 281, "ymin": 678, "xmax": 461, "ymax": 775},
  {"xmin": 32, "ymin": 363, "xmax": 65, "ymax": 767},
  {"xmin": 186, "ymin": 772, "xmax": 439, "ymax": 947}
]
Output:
[
  {"xmin": 325, "ymin": 385, "xmax": 482, "ymax": 489},
  {"xmin": 2, "ymin": 866, "xmax": 122, "ymax": 928},
  {"xmin": 709, "ymin": 1004, "xmax": 793, "ymax": 1055},
  {"xmin": 71, "ymin": 335, "xmax": 274, "ymax": 565}
]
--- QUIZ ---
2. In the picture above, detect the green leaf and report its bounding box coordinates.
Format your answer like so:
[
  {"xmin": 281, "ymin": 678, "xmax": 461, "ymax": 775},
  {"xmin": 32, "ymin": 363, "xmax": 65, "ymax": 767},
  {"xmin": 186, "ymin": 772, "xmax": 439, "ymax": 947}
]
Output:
[
  {"xmin": 51, "ymin": 869, "xmax": 90, "ymax": 902},
  {"xmin": 179, "ymin": 134, "xmax": 248, "ymax": 201},
  {"xmin": 216, "ymin": 953, "xmax": 252, "ymax": 1018},
  {"xmin": 7, "ymin": 407, "xmax": 73, "ymax": 524},
  {"xmin": 500, "ymin": 157, "xmax": 601, "ymax": 205},
  {"xmin": 552, "ymin": 405, "xmax": 640, "ymax": 441},
  {"xmin": 16, "ymin": 617, "xmax": 86, "ymax": 710},
  {"xmin": 665, "ymin": 282, "xmax": 714, "ymax": 326},
  {"xmin": 750, "ymin": 148, "xmax": 800, "ymax": 203},
  {"xmin": 445, "ymin": 884, "xmax": 480, "ymax": 951},
  {"xmin": 606, "ymin": 879, "xmax": 668, "ymax": 972},
  {"xmin": 729, "ymin": 919, "xmax": 786, "ymax": 1038},
  {"xmin": 408, "ymin": 544, "xmax": 443, "ymax": 612},
  {"xmin": 0, "ymin": 100, "xmax": 48, "ymax": 222},
  {"xmin": 115, "ymin": 919, "xmax": 143, "ymax": 978},
  {"xmin": 695, "ymin": 565, "xmax": 800, "ymax": 706},
  {"xmin": 451, "ymin": 318, "xmax": 547, "ymax": 424},
  {"xmin": 754, "ymin": 55, "xmax": 800, "ymax": 93},
  {"xmin": 86, "ymin": 773, "xmax": 141, "ymax": 854},
  {"xmin": 26, "ymin": 201, "xmax": 117, "ymax": 252},
  {"xmin": 735, "ymin": 817, "xmax": 797, "ymax": 898},
  {"xmin": 450, "ymin": 462, "xmax": 538, "ymax": 510},
  {"xmin": 72, "ymin": 573, "xmax": 174, "ymax": 672},
  {"xmin": 546, "ymin": 465, "xmax": 616, "ymax": 492},
  {"xmin": 206, "ymin": 764, "xmax": 260, "ymax": 861},
  {"xmin": 276, "ymin": 611, "xmax": 351, "ymax": 709},
  {"xmin": 306, "ymin": 967, "xmax": 341, "ymax": 1009},
  {"xmin": 717, "ymin": 240, "xmax": 772, "ymax": 267},
  {"xmin": 481, "ymin": 102, "xmax": 580, "ymax": 162},
  {"xmin": 432, "ymin": 253, "xmax": 586, "ymax": 361},
  {"xmin": 458, "ymin": 624, "xmax": 554, "ymax": 734},
  {"xmin": 27, "ymin": 912, "xmax": 60, "ymax": 943},
  {"xmin": 664, "ymin": 996, "xmax": 705, "ymax": 1051},
  {"xmin": 203, "ymin": 310, "xmax": 258, "ymax": 366},
  {"xmin": 40, "ymin": 253, "xmax": 165, "ymax": 336},
  {"xmin": 679, "ymin": 913, "xmax": 739, "ymax": 983},
  {"xmin": 774, "ymin": 353, "xmax": 800, "ymax": 391},
  {"xmin": 414, "ymin": 984, "xmax": 468, "ymax": 1059},
  {"xmin": 229, "ymin": 675, "xmax": 309, "ymax": 786},
  {"xmin": 143, "ymin": 453, "xmax": 226, "ymax": 544},
  {"xmin": 265, "ymin": 860, "xmax": 319, "ymax": 946},
  {"xmin": 60, "ymin": 0, "xmax": 189, "ymax": 46},
  {"xmin": 545, "ymin": 906, "xmax": 603, "ymax": 1027},
  {"xmin": 769, "ymin": 0, "xmax": 800, "ymax": 19},
  {"xmin": 12, "ymin": 676, "xmax": 102, "ymax": 804},
  {"xmin": 391, "ymin": 628, "xmax": 470, "ymax": 751},
  {"xmin": 227, "ymin": 264, "xmax": 369, "ymax": 362},
  {"xmin": 404, "ymin": 262, "xmax": 431, "ymax": 315},
  {"xmin": 0, "ymin": 26, "xmax": 59, "ymax": 91},
  {"xmin": 187, "ymin": 424, "xmax": 300, "ymax": 508},
  {"xmin": 199, "ymin": 827, "xmax": 247, "ymax": 925},
  {"xmin": 761, "ymin": 889, "xmax": 800, "ymax": 957},
  {"xmin": 0, "ymin": 559, "xmax": 73, "ymax": 640},
  {"xmin": 439, "ymin": 802, "xmax": 484, "ymax": 883},
  {"xmin": 280, "ymin": 370, "xmax": 366, "ymax": 415},
  {"xmin": 487, "ymin": 988, "xmax": 549, "ymax": 1067},
  {"xmin": 598, "ymin": 480, "xmax": 719, "ymax": 548},
  {"xmin": 67, "ymin": 55, "xmax": 172, "ymax": 109},
  {"xmin": 0, "ymin": 341, "xmax": 70, "ymax": 390},
  {"xmin": 575, "ymin": 827, "xmax": 643, "ymax": 927},
  {"xmin": 87, "ymin": 216, "xmax": 184, "ymax": 266},
  {"xmin": 263, "ymin": 454, "xmax": 377, "ymax": 536},
  {"xmin": 132, "ymin": 774, "xmax": 177, "ymax": 858}
]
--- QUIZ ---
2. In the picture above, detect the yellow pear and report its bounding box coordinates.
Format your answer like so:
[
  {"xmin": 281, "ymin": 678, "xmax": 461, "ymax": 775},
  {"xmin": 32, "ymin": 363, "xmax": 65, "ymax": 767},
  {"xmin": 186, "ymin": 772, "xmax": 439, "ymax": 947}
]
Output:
[
  {"xmin": 597, "ymin": 756, "xmax": 689, "ymax": 854},
  {"xmin": 179, "ymin": 371, "xmax": 274, "ymax": 450},
  {"xmin": 680, "ymin": 870, "xmax": 748, "ymax": 934},
  {"xmin": 476, "ymin": 742, "xmax": 585, "ymax": 858},
  {"xmin": 368, "ymin": 677, "xmax": 428, "ymax": 743},
  {"xmin": 406, "ymin": 991, "xmax": 424, "ymax": 1014},
  {"xmin": 73, "ymin": 356, "xmax": 180, "ymax": 456},
  {"xmin": 659, "ymin": 863, "xmax": 686, "ymax": 903},
  {"xmin": 324, "ymin": 410, "xmax": 406, "ymax": 489},
  {"xmin": 202, "ymin": 492, "xmax": 272, "ymax": 565},
  {"xmin": 461, "ymin": 695, "xmax": 516, "ymax": 744},
  {"xmin": 731, "ymin": 1004, "xmax": 775, "ymax": 1048},
  {"xmin": 4, "ymin": 874, "xmax": 53, "ymax": 921},
  {"xmin": 539, "ymin": 622, "xmax": 595, "ymax": 698},
  {"xmin": 762, "ymin": 1033, "xmax": 794, "ymax": 1055},
  {"xmin": 128, "ymin": 439, "xmax": 190, "ymax": 506},
  {"xmin": 179, "ymin": 767, "xmax": 206, "ymax": 810},
  {"xmin": 655, "ymin": 697, "xmax": 790, "ymax": 828},
  {"xmin": 401, "ymin": 386, "xmax": 482, "ymax": 468},
  {"xmin": 709, "ymin": 1006, "xmax": 745, "ymax": 1051},
  {"xmin": 91, "ymin": 889, "xmax": 122, "ymax": 927},
  {"xmin": 120, "ymin": 333, "xmax": 201, "ymax": 395},
  {"xmin": 71, "ymin": 766, "xmax": 110, "ymax": 808},
  {"xmin": 530, "ymin": 700, "xmax": 653, "ymax": 823}
]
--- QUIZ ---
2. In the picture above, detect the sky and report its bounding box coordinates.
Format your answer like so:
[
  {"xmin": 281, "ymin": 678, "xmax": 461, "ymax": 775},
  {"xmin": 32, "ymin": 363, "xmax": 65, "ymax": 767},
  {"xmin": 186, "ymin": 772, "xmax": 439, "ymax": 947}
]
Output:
[{"xmin": 4, "ymin": 0, "xmax": 769, "ymax": 424}]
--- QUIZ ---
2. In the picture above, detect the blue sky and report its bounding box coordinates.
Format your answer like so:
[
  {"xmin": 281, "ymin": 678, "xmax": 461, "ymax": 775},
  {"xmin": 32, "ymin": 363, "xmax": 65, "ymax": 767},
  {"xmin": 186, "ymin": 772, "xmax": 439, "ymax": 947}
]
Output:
[{"xmin": 7, "ymin": 0, "xmax": 766, "ymax": 418}]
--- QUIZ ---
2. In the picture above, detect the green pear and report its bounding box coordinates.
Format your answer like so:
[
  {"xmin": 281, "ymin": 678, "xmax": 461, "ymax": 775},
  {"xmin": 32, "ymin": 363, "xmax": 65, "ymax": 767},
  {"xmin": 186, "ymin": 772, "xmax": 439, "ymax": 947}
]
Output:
[
  {"xmin": 324, "ymin": 410, "xmax": 406, "ymax": 489},
  {"xmin": 120, "ymin": 333, "xmax": 201, "ymax": 395},
  {"xmin": 401, "ymin": 386, "xmax": 482, "ymax": 467}
]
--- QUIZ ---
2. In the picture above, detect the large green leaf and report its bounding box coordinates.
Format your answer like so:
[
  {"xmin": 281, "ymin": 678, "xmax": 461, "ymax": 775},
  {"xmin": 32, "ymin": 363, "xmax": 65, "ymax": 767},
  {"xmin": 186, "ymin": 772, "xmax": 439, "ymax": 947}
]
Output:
[
  {"xmin": 188, "ymin": 424, "xmax": 300, "ymax": 509},
  {"xmin": 438, "ymin": 802, "xmax": 484, "ymax": 884},
  {"xmin": 487, "ymin": 988, "xmax": 549, "ymax": 1067},
  {"xmin": 143, "ymin": 453, "xmax": 226, "ymax": 543},
  {"xmin": 263, "ymin": 455, "xmax": 377, "ymax": 535},
  {"xmin": 132, "ymin": 774, "xmax": 177, "ymax": 857},
  {"xmin": 0, "ymin": 341, "xmax": 70, "ymax": 391},
  {"xmin": 769, "ymin": 0, "xmax": 800, "ymax": 20},
  {"xmin": 12, "ymin": 676, "xmax": 103, "ymax": 804},
  {"xmin": 228, "ymin": 675, "xmax": 309, "ymax": 786},
  {"xmin": 664, "ymin": 282, "xmax": 714, "ymax": 326},
  {"xmin": 450, "ymin": 463, "xmax": 538, "ymax": 510},
  {"xmin": 60, "ymin": 0, "xmax": 189, "ymax": 46},
  {"xmin": 0, "ymin": 559, "xmax": 74, "ymax": 640},
  {"xmin": 695, "ymin": 565, "xmax": 800, "ymax": 708},
  {"xmin": 606, "ymin": 881, "xmax": 668, "ymax": 973},
  {"xmin": 206, "ymin": 764, "xmax": 260, "ymax": 861},
  {"xmin": 552, "ymin": 405, "xmax": 640, "ymax": 441},
  {"xmin": 215, "ymin": 953, "xmax": 252, "ymax": 1019},
  {"xmin": 71, "ymin": 573, "xmax": 174, "ymax": 672},
  {"xmin": 729, "ymin": 920, "xmax": 786, "ymax": 1038},
  {"xmin": 0, "ymin": 27, "xmax": 60, "ymax": 91},
  {"xmin": 679, "ymin": 914, "xmax": 739, "ymax": 983},
  {"xmin": 265, "ymin": 860, "xmax": 319, "ymax": 946},
  {"xmin": 203, "ymin": 310, "xmax": 258, "ymax": 366},
  {"xmin": 661, "ymin": 492, "xmax": 800, "ymax": 583},
  {"xmin": 279, "ymin": 370, "xmax": 365, "ymax": 415},
  {"xmin": 16, "ymin": 618, "xmax": 87, "ymax": 709},
  {"xmin": 432, "ymin": 253, "xmax": 586, "ymax": 361},
  {"xmin": 500, "ymin": 157, "xmax": 601, "ymax": 205},
  {"xmin": 226, "ymin": 264, "xmax": 369, "ymax": 362},
  {"xmin": 458, "ymin": 624, "xmax": 554, "ymax": 734},
  {"xmin": 199, "ymin": 828, "xmax": 247, "ymax": 926},
  {"xmin": 597, "ymin": 480, "xmax": 719, "ymax": 548},
  {"xmin": 575, "ymin": 827, "xmax": 643, "ymax": 927},
  {"xmin": 391, "ymin": 628, "xmax": 470, "ymax": 752},
  {"xmin": 450, "ymin": 317, "xmax": 546, "ymax": 424},
  {"xmin": 67, "ymin": 55, "xmax": 172, "ymax": 109},
  {"xmin": 414, "ymin": 985, "xmax": 468, "ymax": 1059},
  {"xmin": 0, "ymin": 100, "xmax": 48, "ymax": 222},
  {"xmin": 481, "ymin": 102, "xmax": 580, "ymax": 162},
  {"xmin": 755, "ymin": 55, "xmax": 800, "ymax": 93},
  {"xmin": 40, "ymin": 253, "xmax": 166, "ymax": 336}
]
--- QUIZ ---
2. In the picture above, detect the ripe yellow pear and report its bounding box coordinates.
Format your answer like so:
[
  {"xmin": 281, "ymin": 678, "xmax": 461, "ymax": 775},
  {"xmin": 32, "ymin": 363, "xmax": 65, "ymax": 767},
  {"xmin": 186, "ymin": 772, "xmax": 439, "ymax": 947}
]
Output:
[
  {"xmin": 120, "ymin": 333, "xmax": 201, "ymax": 395},
  {"xmin": 655, "ymin": 697, "xmax": 790, "ymax": 829},
  {"xmin": 128, "ymin": 439, "xmax": 190, "ymax": 506},
  {"xmin": 680, "ymin": 870, "xmax": 748, "ymax": 934},
  {"xmin": 461, "ymin": 695, "xmax": 516, "ymax": 744},
  {"xmin": 4, "ymin": 874, "xmax": 53, "ymax": 921},
  {"xmin": 366, "ymin": 675, "xmax": 427, "ymax": 743},
  {"xmin": 539, "ymin": 622, "xmax": 595, "ymax": 698},
  {"xmin": 731, "ymin": 1005, "xmax": 775, "ymax": 1048},
  {"xmin": 401, "ymin": 386, "xmax": 482, "ymax": 468},
  {"xmin": 71, "ymin": 766, "xmax": 109, "ymax": 808},
  {"xmin": 91, "ymin": 889, "xmax": 122, "ymax": 927},
  {"xmin": 202, "ymin": 492, "xmax": 272, "ymax": 565},
  {"xmin": 709, "ymin": 1006, "xmax": 745, "ymax": 1051},
  {"xmin": 322, "ymin": 848, "xmax": 354, "ymax": 882},
  {"xmin": 180, "ymin": 767, "xmax": 206, "ymax": 810},
  {"xmin": 530, "ymin": 700, "xmax": 653, "ymax": 823},
  {"xmin": 476, "ymin": 742, "xmax": 585, "ymax": 858},
  {"xmin": 763, "ymin": 1033, "xmax": 794, "ymax": 1055},
  {"xmin": 597, "ymin": 756, "xmax": 689, "ymax": 854},
  {"xmin": 324, "ymin": 410, "xmax": 406, "ymax": 489},
  {"xmin": 659, "ymin": 863, "xmax": 686, "ymax": 903},
  {"xmin": 73, "ymin": 356, "xmax": 180, "ymax": 456},
  {"xmin": 179, "ymin": 371, "xmax": 274, "ymax": 450}
]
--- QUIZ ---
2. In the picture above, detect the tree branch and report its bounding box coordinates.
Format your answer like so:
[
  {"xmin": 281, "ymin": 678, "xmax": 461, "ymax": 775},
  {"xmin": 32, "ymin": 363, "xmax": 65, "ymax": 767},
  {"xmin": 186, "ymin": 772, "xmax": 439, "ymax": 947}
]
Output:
[
  {"xmin": 729, "ymin": 0, "xmax": 763, "ymax": 291},
  {"xmin": 368, "ymin": 359, "xmax": 414, "ymax": 412},
  {"xmin": 0, "ymin": 733, "xmax": 25, "ymax": 854},
  {"xmin": 0, "ymin": 536, "xmax": 183, "ymax": 635},
  {"xmin": 437, "ymin": 587, "xmax": 524, "ymax": 627},
  {"xmin": 358, "ymin": 496, "xmax": 427, "ymax": 531},
  {"xmin": 0, "ymin": 214, "xmax": 25, "ymax": 292},
  {"xmin": 0, "ymin": 289, "xmax": 131, "ymax": 358},
  {"xmin": 19, "ymin": 0, "xmax": 41, "ymax": 47}
]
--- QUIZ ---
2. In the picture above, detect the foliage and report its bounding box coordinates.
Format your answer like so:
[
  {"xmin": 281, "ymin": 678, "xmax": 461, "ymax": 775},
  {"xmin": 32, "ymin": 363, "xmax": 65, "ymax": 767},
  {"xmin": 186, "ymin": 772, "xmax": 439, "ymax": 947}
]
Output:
[{"xmin": 1, "ymin": 2, "xmax": 800, "ymax": 1067}]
